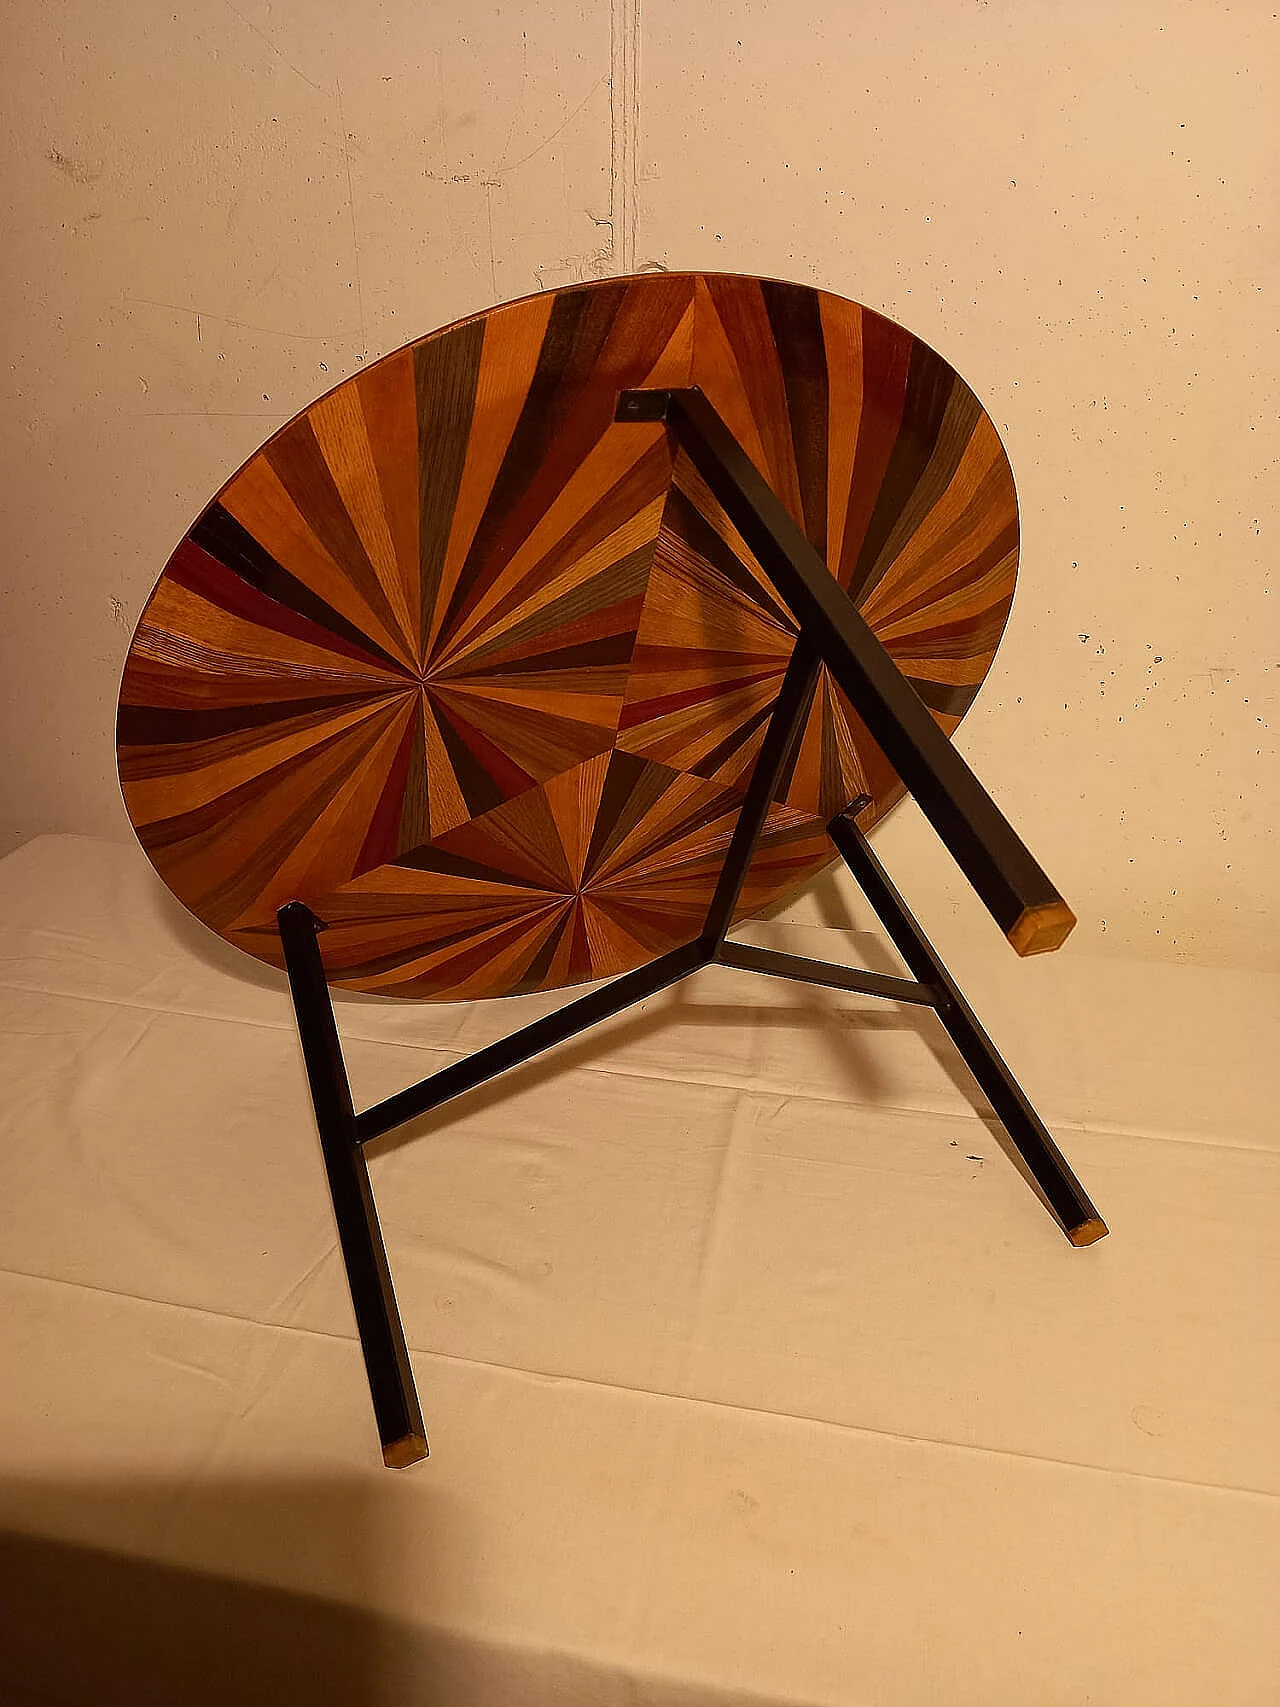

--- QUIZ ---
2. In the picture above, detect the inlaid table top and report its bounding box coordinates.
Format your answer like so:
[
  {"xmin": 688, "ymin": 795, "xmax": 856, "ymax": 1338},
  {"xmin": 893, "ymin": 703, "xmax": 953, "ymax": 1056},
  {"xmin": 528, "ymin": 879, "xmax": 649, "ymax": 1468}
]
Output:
[{"xmin": 117, "ymin": 273, "xmax": 1019, "ymax": 1000}]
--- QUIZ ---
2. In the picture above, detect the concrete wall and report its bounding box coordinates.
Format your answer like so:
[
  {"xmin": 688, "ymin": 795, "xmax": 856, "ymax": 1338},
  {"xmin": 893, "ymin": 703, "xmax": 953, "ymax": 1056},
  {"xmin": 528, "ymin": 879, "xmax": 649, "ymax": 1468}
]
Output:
[{"xmin": 2, "ymin": 0, "xmax": 1274, "ymax": 966}]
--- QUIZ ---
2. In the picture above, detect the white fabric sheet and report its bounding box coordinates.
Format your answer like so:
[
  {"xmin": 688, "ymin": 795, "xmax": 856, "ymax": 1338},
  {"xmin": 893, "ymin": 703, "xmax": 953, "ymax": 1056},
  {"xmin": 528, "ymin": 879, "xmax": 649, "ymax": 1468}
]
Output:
[{"xmin": 0, "ymin": 835, "xmax": 1276, "ymax": 1705}]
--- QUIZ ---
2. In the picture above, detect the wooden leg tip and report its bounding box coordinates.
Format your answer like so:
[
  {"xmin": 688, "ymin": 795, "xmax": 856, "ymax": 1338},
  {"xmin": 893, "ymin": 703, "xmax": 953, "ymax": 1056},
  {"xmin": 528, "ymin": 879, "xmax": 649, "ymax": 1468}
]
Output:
[
  {"xmin": 382, "ymin": 1431, "xmax": 429, "ymax": 1469},
  {"xmin": 1007, "ymin": 900, "xmax": 1077, "ymax": 957},
  {"xmin": 1068, "ymin": 1217, "xmax": 1109, "ymax": 1247}
]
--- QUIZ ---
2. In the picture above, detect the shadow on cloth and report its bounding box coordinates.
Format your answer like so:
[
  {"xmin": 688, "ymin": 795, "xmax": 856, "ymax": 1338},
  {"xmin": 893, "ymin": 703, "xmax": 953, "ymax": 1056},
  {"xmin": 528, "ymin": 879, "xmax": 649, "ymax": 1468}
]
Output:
[{"xmin": 0, "ymin": 1475, "xmax": 811, "ymax": 1707}]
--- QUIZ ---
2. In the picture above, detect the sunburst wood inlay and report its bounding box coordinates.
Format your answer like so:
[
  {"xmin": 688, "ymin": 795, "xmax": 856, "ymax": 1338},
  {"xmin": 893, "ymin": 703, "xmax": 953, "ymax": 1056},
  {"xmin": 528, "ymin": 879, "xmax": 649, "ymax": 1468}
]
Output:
[{"xmin": 117, "ymin": 273, "xmax": 1019, "ymax": 999}]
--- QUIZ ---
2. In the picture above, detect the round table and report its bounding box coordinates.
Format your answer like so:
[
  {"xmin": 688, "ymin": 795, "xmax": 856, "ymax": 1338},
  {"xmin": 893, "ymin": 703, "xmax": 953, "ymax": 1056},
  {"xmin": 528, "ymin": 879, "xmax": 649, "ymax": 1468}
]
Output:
[{"xmin": 117, "ymin": 272, "xmax": 1018, "ymax": 999}]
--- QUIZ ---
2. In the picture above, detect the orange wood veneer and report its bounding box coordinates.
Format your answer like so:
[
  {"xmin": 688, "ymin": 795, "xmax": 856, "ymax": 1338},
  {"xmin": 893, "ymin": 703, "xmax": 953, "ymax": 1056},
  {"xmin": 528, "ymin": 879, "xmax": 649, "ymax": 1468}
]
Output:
[{"xmin": 117, "ymin": 274, "xmax": 1019, "ymax": 999}]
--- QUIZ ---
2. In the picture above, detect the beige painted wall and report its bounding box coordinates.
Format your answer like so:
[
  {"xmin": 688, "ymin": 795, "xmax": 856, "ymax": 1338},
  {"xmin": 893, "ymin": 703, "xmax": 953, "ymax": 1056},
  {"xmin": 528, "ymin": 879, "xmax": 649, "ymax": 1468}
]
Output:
[{"xmin": 2, "ymin": 0, "xmax": 1274, "ymax": 967}]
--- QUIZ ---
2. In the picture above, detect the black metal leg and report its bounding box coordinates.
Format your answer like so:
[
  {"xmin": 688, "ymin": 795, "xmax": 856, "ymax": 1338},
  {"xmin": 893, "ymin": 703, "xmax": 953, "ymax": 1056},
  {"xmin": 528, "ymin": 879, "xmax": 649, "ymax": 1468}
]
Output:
[
  {"xmin": 277, "ymin": 902, "xmax": 428, "ymax": 1467},
  {"xmin": 826, "ymin": 803, "xmax": 1107, "ymax": 1246},
  {"xmin": 617, "ymin": 386, "xmax": 1076, "ymax": 958},
  {"xmin": 701, "ymin": 639, "xmax": 822, "ymax": 949}
]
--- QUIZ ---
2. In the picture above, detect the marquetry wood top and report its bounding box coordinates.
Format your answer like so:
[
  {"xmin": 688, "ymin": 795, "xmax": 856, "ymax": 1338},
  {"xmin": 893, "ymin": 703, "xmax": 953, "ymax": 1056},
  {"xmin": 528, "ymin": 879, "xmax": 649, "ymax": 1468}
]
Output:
[{"xmin": 117, "ymin": 273, "xmax": 1019, "ymax": 1000}]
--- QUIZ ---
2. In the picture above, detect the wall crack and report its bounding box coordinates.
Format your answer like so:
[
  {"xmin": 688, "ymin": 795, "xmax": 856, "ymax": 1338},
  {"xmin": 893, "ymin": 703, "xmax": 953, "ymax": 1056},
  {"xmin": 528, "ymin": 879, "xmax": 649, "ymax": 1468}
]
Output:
[{"xmin": 608, "ymin": 0, "xmax": 642, "ymax": 274}]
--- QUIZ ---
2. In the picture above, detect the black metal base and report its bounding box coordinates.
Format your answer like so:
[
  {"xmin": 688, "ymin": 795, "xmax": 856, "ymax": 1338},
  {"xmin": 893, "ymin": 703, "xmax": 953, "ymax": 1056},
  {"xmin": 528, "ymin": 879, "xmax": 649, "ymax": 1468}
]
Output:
[{"xmin": 276, "ymin": 389, "xmax": 1106, "ymax": 1468}]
